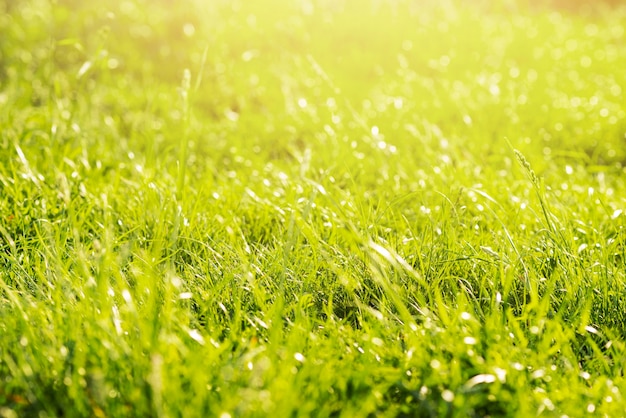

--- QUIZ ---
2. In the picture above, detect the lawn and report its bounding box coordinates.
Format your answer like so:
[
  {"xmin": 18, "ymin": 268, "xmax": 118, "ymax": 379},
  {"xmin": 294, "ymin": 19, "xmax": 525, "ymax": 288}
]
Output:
[{"xmin": 1, "ymin": 0, "xmax": 626, "ymax": 416}]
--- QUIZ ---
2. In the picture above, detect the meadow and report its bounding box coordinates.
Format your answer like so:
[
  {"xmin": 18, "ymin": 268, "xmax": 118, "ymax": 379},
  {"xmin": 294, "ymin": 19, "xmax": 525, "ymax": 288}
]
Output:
[{"xmin": 1, "ymin": 0, "xmax": 626, "ymax": 416}]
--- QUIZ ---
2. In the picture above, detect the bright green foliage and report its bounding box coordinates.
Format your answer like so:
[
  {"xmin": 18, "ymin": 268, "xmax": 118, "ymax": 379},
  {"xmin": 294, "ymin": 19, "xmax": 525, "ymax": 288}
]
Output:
[{"xmin": 1, "ymin": 0, "xmax": 626, "ymax": 416}]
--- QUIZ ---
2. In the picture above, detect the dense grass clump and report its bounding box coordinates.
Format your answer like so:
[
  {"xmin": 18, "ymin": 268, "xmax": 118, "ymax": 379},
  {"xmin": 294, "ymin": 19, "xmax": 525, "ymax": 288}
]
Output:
[{"xmin": 1, "ymin": 0, "xmax": 626, "ymax": 416}]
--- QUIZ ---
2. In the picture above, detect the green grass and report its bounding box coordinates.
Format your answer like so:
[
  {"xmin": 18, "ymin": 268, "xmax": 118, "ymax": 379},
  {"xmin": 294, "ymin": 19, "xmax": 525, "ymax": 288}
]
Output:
[{"xmin": 2, "ymin": 0, "xmax": 626, "ymax": 416}]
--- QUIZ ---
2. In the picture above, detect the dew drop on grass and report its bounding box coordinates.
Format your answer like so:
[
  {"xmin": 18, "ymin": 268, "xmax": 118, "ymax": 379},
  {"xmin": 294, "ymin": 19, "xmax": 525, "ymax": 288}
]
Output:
[
  {"xmin": 188, "ymin": 329, "xmax": 205, "ymax": 345},
  {"xmin": 441, "ymin": 390, "xmax": 454, "ymax": 402},
  {"xmin": 242, "ymin": 50, "xmax": 256, "ymax": 62},
  {"xmin": 465, "ymin": 374, "xmax": 496, "ymax": 388},
  {"xmin": 494, "ymin": 367, "xmax": 506, "ymax": 382},
  {"xmin": 480, "ymin": 246, "xmax": 498, "ymax": 258},
  {"xmin": 183, "ymin": 23, "xmax": 195, "ymax": 37},
  {"xmin": 255, "ymin": 318, "xmax": 269, "ymax": 329},
  {"xmin": 77, "ymin": 61, "xmax": 92, "ymax": 78},
  {"xmin": 542, "ymin": 398, "xmax": 555, "ymax": 411},
  {"xmin": 112, "ymin": 305, "xmax": 122, "ymax": 335},
  {"xmin": 122, "ymin": 289, "xmax": 132, "ymax": 304},
  {"xmin": 21, "ymin": 364, "xmax": 34, "ymax": 377},
  {"xmin": 463, "ymin": 337, "xmax": 477, "ymax": 345},
  {"xmin": 225, "ymin": 110, "xmax": 239, "ymax": 122}
]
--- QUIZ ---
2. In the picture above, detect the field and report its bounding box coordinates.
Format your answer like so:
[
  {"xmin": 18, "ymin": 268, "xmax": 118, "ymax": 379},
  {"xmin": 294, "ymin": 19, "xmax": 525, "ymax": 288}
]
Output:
[{"xmin": 1, "ymin": 0, "xmax": 626, "ymax": 416}]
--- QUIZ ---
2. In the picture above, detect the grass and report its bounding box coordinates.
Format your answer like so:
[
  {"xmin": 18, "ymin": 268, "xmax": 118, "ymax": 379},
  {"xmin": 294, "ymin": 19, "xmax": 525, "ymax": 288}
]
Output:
[{"xmin": 1, "ymin": 0, "xmax": 626, "ymax": 416}]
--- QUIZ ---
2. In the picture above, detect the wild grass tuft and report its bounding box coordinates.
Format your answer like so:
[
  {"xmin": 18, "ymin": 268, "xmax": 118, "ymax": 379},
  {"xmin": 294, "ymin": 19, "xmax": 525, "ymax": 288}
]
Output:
[{"xmin": 2, "ymin": 0, "xmax": 626, "ymax": 416}]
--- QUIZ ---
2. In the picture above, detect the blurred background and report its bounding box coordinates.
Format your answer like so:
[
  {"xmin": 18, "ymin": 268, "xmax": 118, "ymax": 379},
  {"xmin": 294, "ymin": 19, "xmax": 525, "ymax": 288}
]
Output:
[{"xmin": 1, "ymin": 0, "xmax": 625, "ymax": 171}]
